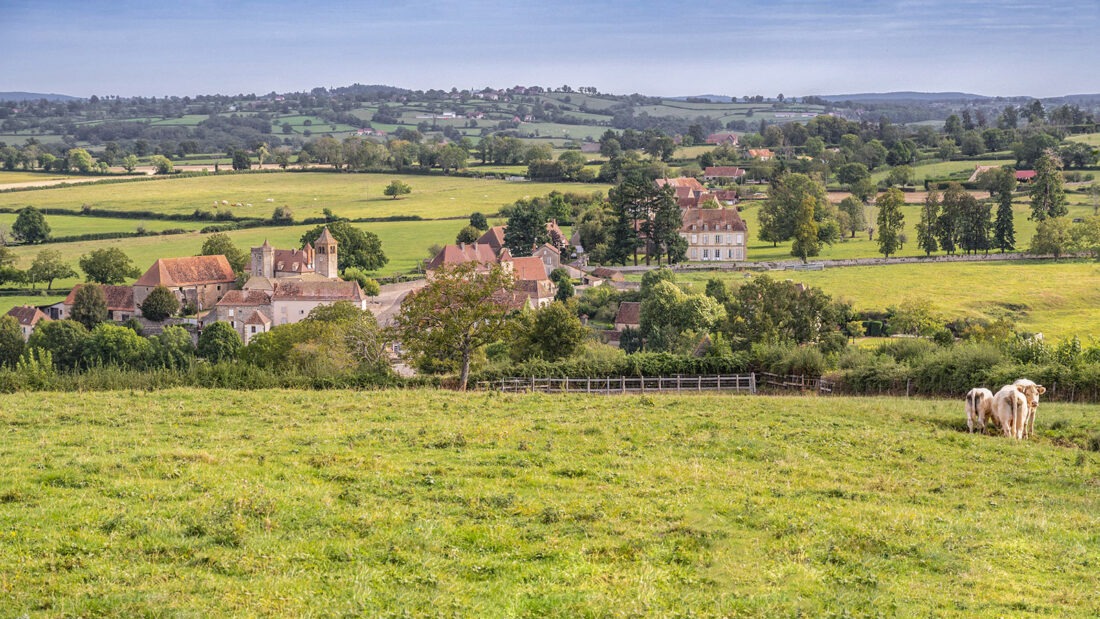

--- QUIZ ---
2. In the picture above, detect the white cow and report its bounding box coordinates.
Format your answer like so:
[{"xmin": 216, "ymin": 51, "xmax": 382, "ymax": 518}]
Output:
[
  {"xmin": 1012, "ymin": 378, "xmax": 1046, "ymax": 439},
  {"xmin": 990, "ymin": 384, "xmax": 1028, "ymax": 439},
  {"xmin": 965, "ymin": 387, "xmax": 994, "ymax": 433}
]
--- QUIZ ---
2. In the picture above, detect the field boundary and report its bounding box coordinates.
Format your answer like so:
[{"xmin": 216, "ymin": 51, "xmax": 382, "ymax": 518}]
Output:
[{"xmin": 476, "ymin": 373, "xmax": 835, "ymax": 395}]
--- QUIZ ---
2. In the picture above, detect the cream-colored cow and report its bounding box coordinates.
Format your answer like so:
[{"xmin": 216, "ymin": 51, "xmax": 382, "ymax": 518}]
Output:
[
  {"xmin": 965, "ymin": 387, "xmax": 994, "ymax": 433},
  {"xmin": 1012, "ymin": 378, "xmax": 1046, "ymax": 439},
  {"xmin": 990, "ymin": 384, "xmax": 1028, "ymax": 439}
]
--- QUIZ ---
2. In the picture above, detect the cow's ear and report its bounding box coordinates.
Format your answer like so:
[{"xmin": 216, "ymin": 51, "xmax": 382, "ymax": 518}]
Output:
[
  {"xmin": 1037, "ymin": 386, "xmax": 1046, "ymax": 394},
  {"xmin": 1015, "ymin": 385, "xmax": 1026, "ymax": 393}
]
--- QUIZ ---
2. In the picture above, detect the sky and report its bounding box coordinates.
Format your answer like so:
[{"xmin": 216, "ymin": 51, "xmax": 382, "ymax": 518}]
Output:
[{"xmin": 2, "ymin": 0, "xmax": 1098, "ymax": 99}]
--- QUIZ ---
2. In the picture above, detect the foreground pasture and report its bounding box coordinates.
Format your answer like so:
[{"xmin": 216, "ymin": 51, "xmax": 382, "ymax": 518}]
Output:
[{"xmin": 1, "ymin": 389, "xmax": 1098, "ymax": 616}]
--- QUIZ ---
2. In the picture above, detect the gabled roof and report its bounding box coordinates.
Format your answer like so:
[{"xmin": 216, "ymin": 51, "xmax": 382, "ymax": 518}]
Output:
[
  {"xmin": 135, "ymin": 255, "xmax": 236, "ymax": 287},
  {"xmin": 64, "ymin": 284, "xmax": 135, "ymax": 311},
  {"xmin": 511, "ymin": 256, "xmax": 549, "ymax": 282},
  {"xmin": 591, "ymin": 267, "xmax": 624, "ymax": 281},
  {"xmin": 681, "ymin": 207, "xmax": 748, "ymax": 233},
  {"xmin": 1016, "ymin": 170, "xmax": 1037, "ymax": 181},
  {"xmin": 705, "ymin": 132, "xmax": 740, "ymax": 145},
  {"xmin": 704, "ymin": 166, "xmax": 746, "ymax": 178},
  {"xmin": 656, "ymin": 177, "xmax": 705, "ymax": 192},
  {"xmin": 6, "ymin": 305, "xmax": 48, "ymax": 327},
  {"xmin": 243, "ymin": 310, "xmax": 272, "ymax": 326},
  {"xmin": 748, "ymin": 148, "xmax": 774, "ymax": 159},
  {"xmin": 273, "ymin": 248, "xmax": 313, "ymax": 274},
  {"xmin": 426, "ymin": 243, "xmax": 501, "ymax": 271},
  {"xmin": 315, "ymin": 226, "xmax": 337, "ymax": 245},
  {"xmin": 478, "ymin": 226, "xmax": 507, "ymax": 251},
  {"xmin": 615, "ymin": 302, "xmax": 641, "ymax": 326}
]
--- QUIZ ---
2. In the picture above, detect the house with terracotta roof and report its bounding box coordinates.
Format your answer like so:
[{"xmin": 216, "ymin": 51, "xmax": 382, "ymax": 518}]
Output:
[
  {"xmin": 511, "ymin": 256, "xmax": 555, "ymax": 308},
  {"xmin": 613, "ymin": 302, "xmax": 641, "ymax": 331},
  {"xmin": 6, "ymin": 305, "xmax": 49, "ymax": 340},
  {"xmin": 747, "ymin": 149, "xmax": 774, "ymax": 161},
  {"xmin": 680, "ymin": 207, "xmax": 748, "ymax": 261},
  {"xmin": 703, "ymin": 166, "xmax": 746, "ymax": 182},
  {"xmin": 705, "ymin": 132, "xmax": 740, "ymax": 146},
  {"xmin": 477, "ymin": 226, "xmax": 507, "ymax": 253},
  {"xmin": 52, "ymin": 284, "xmax": 136, "ymax": 322},
  {"xmin": 134, "ymin": 255, "xmax": 237, "ymax": 314},
  {"xmin": 532, "ymin": 243, "xmax": 561, "ymax": 273},
  {"xmin": 1016, "ymin": 170, "xmax": 1037, "ymax": 183}
]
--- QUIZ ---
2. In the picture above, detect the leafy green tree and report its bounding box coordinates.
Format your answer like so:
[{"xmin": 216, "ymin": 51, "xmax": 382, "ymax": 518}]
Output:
[
  {"xmin": 0, "ymin": 315, "xmax": 25, "ymax": 368},
  {"xmin": 13, "ymin": 206, "xmax": 50, "ymax": 244},
  {"xmin": 149, "ymin": 325, "xmax": 195, "ymax": 369},
  {"xmin": 201, "ymin": 232, "xmax": 249, "ymax": 273},
  {"xmin": 71, "ymin": 284, "xmax": 108, "ymax": 330},
  {"xmin": 27, "ymin": 248, "xmax": 75, "ymax": 290},
  {"xmin": 122, "ymin": 154, "xmax": 139, "ymax": 173},
  {"xmin": 554, "ymin": 277, "xmax": 574, "ymax": 302},
  {"xmin": 838, "ymin": 196, "xmax": 866, "ymax": 238},
  {"xmin": 394, "ymin": 262, "xmax": 516, "ymax": 390},
  {"xmin": 511, "ymin": 302, "xmax": 588, "ymax": 362},
  {"xmin": 1029, "ymin": 217, "xmax": 1074, "ymax": 257},
  {"xmin": 722, "ymin": 275, "xmax": 848, "ymax": 348},
  {"xmin": 887, "ymin": 165, "xmax": 913, "ymax": 187},
  {"xmin": 0, "ymin": 246, "xmax": 22, "ymax": 287},
  {"xmin": 67, "ymin": 148, "xmax": 94, "ymax": 173},
  {"xmin": 916, "ymin": 191, "xmax": 940, "ymax": 256},
  {"xmin": 640, "ymin": 267, "xmax": 676, "ymax": 295},
  {"xmin": 875, "ymin": 188, "xmax": 905, "ymax": 258},
  {"xmin": 640, "ymin": 280, "xmax": 724, "ymax": 353},
  {"xmin": 231, "ymin": 149, "xmax": 252, "ymax": 171},
  {"xmin": 79, "ymin": 247, "xmax": 140, "ymax": 284},
  {"xmin": 150, "ymin": 155, "xmax": 173, "ymax": 174},
  {"xmin": 504, "ymin": 199, "xmax": 549, "ymax": 257},
  {"xmin": 704, "ymin": 278, "xmax": 730, "ymax": 304},
  {"xmin": 383, "ymin": 179, "xmax": 412, "ymax": 199},
  {"xmin": 644, "ymin": 184, "xmax": 685, "ymax": 265},
  {"xmin": 758, "ymin": 173, "xmax": 836, "ymax": 246},
  {"xmin": 936, "ymin": 183, "xmax": 968, "ymax": 255},
  {"xmin": 456, "ymin": 225, "xmax": 480, "ymax": 244},
  {"xmin": 197, "ymin": 321, "xmax": 242, "ymax": 362},
  {"xmin": 341, "ymin": 266, "xmax": 380, "ymax": 295},
  {"xmin": 469, "ymin": 212, "xmax": 489, "ymax": 231},
  {"xmin": 836, "ymin": 162, "xmax": 870, "ymax": 187},
  {"xmin": 791, "ymin": 195, "xmax": 820, "ymax": 262},
  {"xmin": 300, "ymin": 221, "xmax": 388, "ymax": 272},
  {"xmin": 958, "ymin": 192, "xmax": 992, "ymax": 254},
  {"xmin": 1029, "ymin": 150, "xmax": 1068, "ymax": 221},
  {"xmin": 27, "ymin": 320, "xmax": 88, "ymax": 370},
  {"xmin": 140, "ymin": 285, "xmax": 180, "ymax": 321},
  {"xmin": 85, "ymin": 323, "xmax": 152, "ymax": 369}
]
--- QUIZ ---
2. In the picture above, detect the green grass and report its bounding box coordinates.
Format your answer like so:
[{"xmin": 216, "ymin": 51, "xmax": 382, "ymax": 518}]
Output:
[
  {"xmin": 0, "ymin": 214, "xmax": 204, "ymax": 237},
  {"xmin": 869, "ymin": 158, "xmax": 1013, "ymax": 184},
  {"xmin": 0, "ymin": 293, "xmax": 66, "ymax": 314},
  {"xmin": 0, "ymin": 171, "xmax": 82, "ymax": 184},
  {"xmin": 0, "ymin": 172, "xmax": 609, "ymax": 221},
  {"xmin": 1, "ymin": 389, "xmax": 1098, "ymax": 616},
  {"xmin": 679, "ymin": 260, "xmax": 1100, "ymax": 340},
  {"xmin": 1067, "ymin": 132, "xmax": 1100, "ymax": 147}
]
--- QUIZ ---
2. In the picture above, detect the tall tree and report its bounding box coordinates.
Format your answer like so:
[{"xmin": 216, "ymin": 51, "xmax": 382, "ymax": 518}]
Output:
[
  {"xmin": 936, "ymin": 183, "xmax": 968, "ymax": 255},
  {"xmin": 958, "ymin": 192, "xmax": 992, "ymax": 254},
  {"xmin": 197, "ymin": 321, "xmax": 242, "ymax": 362},
  {"xmin": 875, "ymin": 188, "xmax": 905, "ymax": 258},
  {"xmin": 608, "ymin": 176, "xmax": 659, "ymax": 265},
  {"xmin": 78, "ymin": 247, "xmax": 140, "ymax": 284},
  {"xmin": 791, "ymin": 195, "xmax": 820, "ymax": 262},
  {"xmin": 758, "ymin": 172, "xmax": 833, "ymax": 246},
  {"xmin": 139, "ymin": 285, "xmax": 180, "ymax": 321},
  {"xmin": 1029, "ymin": 149, "xmax": 1068, "ymax": 221},
  {"xmin": 916, "ymin": 191, "xmax": 940, "ymax": 256},
  {"xmin": 980, "ymin": 167, "xmax": 1018, "ymax": 253},
  {"xmin": 300, "ymin": 221, "xmax": 388, "ymax": 272},
  {"xmin": 644, "ymin": 184, "xmax": 685, "ymax": 265},
  {"xmin": 394, "ymin": 262, "xmax": 516, "ymax": 391},
  {"xmin": 0, "ymin": 315, "xmax": 24, "ymax": 368},
  {"xmin": 838, "ymin": 196, "xmax": 866, "ymax": 238},
  {"xmin": 503, "ymin": 199, "xmax": 550, "ymax": 257},
  {"xmin": 12, "ymin": 206, "xmax": 50, "ymax": 244},
  {"xmin": 71, "ymin": 283, "xmax": 108, "ymax": 330},
  {"xmin": 27, "ymin": 248, "xmax": 76, "ymax": 290}
]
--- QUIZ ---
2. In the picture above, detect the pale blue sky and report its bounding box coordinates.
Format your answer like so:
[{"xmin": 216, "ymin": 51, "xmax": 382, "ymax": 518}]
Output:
[{"xmin": 1, "ymin": 0, "xmax": 1097, "ymax": 98}]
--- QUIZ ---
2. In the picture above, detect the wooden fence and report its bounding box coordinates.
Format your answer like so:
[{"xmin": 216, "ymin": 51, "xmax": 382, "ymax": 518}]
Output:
[{"xmin": 477, "ymin": 373, "xmax": 835, "ymax": 396}]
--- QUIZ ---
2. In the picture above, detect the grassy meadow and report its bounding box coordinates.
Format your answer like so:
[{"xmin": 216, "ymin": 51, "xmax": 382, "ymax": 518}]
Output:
[
  {"xmin": 0, "ymin": 171, "xmax": 609, "ymax": 221},
  {"xmin": 0, "ymin": 171, "xmax": 82, "ymax": 184},
  {"xmin": 680, "ymin": 260, "xmax": 1100, "ymax": 340},
  {"xmin": 1, "ymin": 389, "xmax": 1098, "ymax": 616}
]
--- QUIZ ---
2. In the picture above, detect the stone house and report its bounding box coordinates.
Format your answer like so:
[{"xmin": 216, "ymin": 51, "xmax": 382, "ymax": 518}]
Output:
[{"xmin": 134, "ymin": 255, "xmax": 237, "ymax": 314}]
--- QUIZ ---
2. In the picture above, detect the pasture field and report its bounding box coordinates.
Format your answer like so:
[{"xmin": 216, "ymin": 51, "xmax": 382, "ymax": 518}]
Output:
[
  {"xmin": 0, "ymin": 171, "xmax": 81, "ymax": 185},
  {"xmin": 0, "ymin": 214, "xmax": 204, "ymax": 237},
  {"xmin": 868, "ymin": 158, "xmax": 1013, "ymax": 184},
  {"xmin": 1067, "ymin": 132, "xmax": 1100, "ymax": 147},
  {"xmin": 681, "ymin": 260, "xmax": 1100, "ymax": 340},
  {"xmin": 1, "ymin": 389, "xmax": 1097, "ymax": 616},
  {"xmin": 0, "ymin": 172, "xmax": 609, "ymax": 221}
]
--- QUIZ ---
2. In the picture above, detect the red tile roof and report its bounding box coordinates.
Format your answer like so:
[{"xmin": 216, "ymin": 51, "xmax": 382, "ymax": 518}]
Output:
[
  {"xmin": 615, "ymin": 302, "xmax": 641, "ymax": 326},
  {"xmin": 748, "ymin": 149, "xmax": 774, "ymax": 159},
  {"xmin": 705, "ymin": 132, "xmax": 740, "ymax": 145},
  {"xmin": 243, "ymin": 310, "xmax": 271, "ymax": 326},
  {"xmin": 271, "ymin": 280, "xmax": 364, "ymax": 302},
  {"xmin": 511, "ymin": 256, "xmax": 548, "ymax": 281},
  {"xmin": 216, "ymin": 289, "xmax": 273, "ymax": 307},
  {"xmin": 273, "ymin": 249, "xmax": 313, "ymax": 274},
  {"xmin": 64, "ymin": 284, "xmax": 135, "ymax": 311},
  {"xmin": 135, "ymin": 255, "xmax": 236, "ymax": 287},
  {"xmin": 680, "ymin": 207, "xmax": 748, "ymax": 233},
  {"xmin": 6, "ymin": 305, "xmax": 48, "ymax": 327},
  {"xmin": 704, "ymin": 166, "xmax": 746, "ymax": 178},
  {"xmin": 656, "ymin": 177, "xmax": 705, "ymax": 192},
  {"xmin": 426, "ymin": 243, "xmax": 500, "ymax": 271},
  {"xmin": 1016, "ymin": 170, "xmax": 1037, "ymax": 181},
  {"xmin": 478, "ymin": 226, "xmax": 506, "ymax": 251}
]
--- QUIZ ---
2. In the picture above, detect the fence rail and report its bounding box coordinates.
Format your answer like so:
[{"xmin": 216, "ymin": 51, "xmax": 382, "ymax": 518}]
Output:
[{"xmin": 476, "ymin": 373, "xmax": 835, "ymax": 395}]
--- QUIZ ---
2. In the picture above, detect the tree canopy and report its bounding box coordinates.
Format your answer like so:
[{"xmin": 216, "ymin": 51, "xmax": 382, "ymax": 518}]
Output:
[
  {"xmin": 79, "ymin": 247, "xmax": 140, "ymax": 284},
  {"xmin": 13, "ymin": 206, "xmax": 50, "ymax": 244},
  {"xmin": 300, "ymin": 222, "xmax": 388, "ymax": 272}
]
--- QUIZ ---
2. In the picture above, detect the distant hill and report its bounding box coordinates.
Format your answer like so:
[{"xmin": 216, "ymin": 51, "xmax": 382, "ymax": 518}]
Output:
[
  {"xmin": 0, "ymin": 92, "xmax": 80, "ymax": 102},
  {"xmin": 818, "ymin": 92, "xmax": 991, "ymax": 103}
]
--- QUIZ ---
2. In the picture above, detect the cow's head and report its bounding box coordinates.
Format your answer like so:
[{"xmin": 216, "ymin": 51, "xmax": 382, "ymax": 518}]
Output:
[{"xmin": 1021, "ymin": 384, "xmax": 1045, "ymax": 410}]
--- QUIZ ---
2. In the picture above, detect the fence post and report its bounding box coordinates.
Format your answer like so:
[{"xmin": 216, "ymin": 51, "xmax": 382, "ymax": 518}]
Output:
[{"xmin": 906, "ymin": 378, "xmax": 911, "ymax": 398}]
